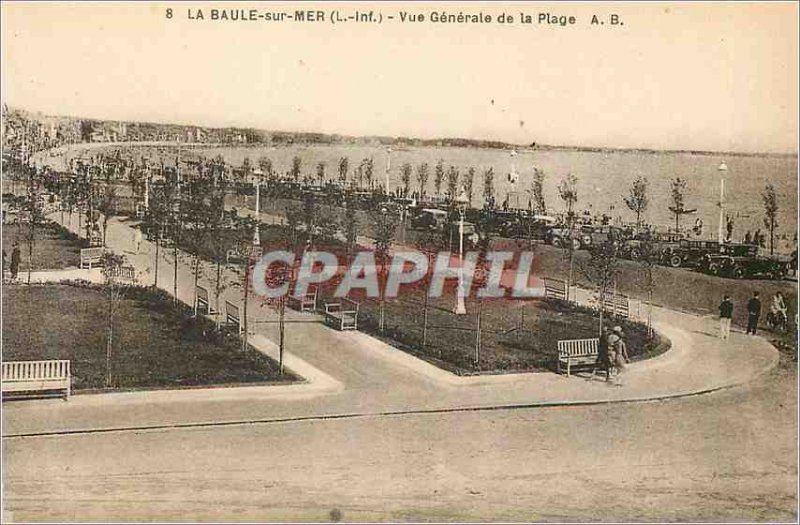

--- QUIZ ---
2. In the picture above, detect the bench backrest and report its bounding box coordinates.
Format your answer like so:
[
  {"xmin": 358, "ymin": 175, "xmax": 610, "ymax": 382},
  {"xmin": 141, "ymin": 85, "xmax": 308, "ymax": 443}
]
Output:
[
  {"xmin": 2, "ymin": 360, "xmax": 71, "ymax": 381},
  {"xmin": 557, "ymin": 338, "xmax": 599, "ymax": 358},
  {"xmin": 602, "ymin": 293, "xmax": 629, "ymax": 317},
  {"xmin": 225, "ymin": 301, "xmax": 240, "ymax": 324},
  {"xmin": 196, "ymin": 286, "xmax": 210, "ymax": 302},
  {"xmin": 544, "ymin": 278, "xmax": 567, "ymax": 300},
  {"xmin": 80, "ymin": 247, "xmax": 105, "ymax": 259}
]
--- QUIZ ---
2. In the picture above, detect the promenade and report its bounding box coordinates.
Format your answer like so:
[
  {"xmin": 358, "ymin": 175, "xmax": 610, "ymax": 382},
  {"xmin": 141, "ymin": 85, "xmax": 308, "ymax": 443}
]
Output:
[{"xmin": 2, "ymin": 211, "xmax": 779, "ymax": 437}]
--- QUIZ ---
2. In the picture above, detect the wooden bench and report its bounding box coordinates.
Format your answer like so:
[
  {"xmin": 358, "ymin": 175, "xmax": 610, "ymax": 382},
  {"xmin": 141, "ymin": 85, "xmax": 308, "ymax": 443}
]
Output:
[
  {"xmin": 195, "ymin": 286, "xmax": 218, "ymax": 315},
  {"xmin": 544, "ymin": 277, "xmax": 567, "ymax": 300},
  {"xmin": 224, "ymin": 301, "xmax": 242, "ymax": 333},
  {"xmin": 109, "ymin": 265, "xmax": 136, "ymax": 284},
  {"xmin": 80, "ymin": 247, "xmax": 106, "ymax": 269},
  {"xmin": 288, "ymin": 290, "xmax": 318, "ymax": 312},
  {"xmin": 2, "ymin": 360, "xmax": 71, "ymax": 399},
  {"xmin": 323, "ymin": 298, "xmax": 359, "ymax": 331},
  {"xmin": 557, "ymin": 338, "xmax": 599, "ymax": 377},
  {"xmin": 601, "ymin": 293, "xmax": 630, "ymax": 319}
]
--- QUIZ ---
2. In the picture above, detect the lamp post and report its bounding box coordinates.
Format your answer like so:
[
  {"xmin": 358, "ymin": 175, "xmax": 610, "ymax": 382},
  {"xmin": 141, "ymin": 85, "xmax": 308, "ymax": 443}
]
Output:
[
  {"xmin": 454, "ymin": 190, "xmax": 469, "ymax": 315},
  {"xmin": 253, "ymin": 174, "xmax": 261, "ymax": 247},
  {"xmin": 717, "ymin": 161, "xmax": 728, "ymax": 244}
]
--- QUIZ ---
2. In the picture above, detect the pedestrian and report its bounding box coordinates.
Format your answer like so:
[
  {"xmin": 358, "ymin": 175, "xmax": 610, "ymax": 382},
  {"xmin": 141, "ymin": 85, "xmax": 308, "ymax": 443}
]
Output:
[
  {"xmin": 1, "ymin": 249, "xmax": 6, "ymax": 281},
  {"xmin": 609, "ymin": 326, "xmax": 629, "ymax": 386},
  {"xmin": 10, "ymin": 242, "xmax": 21, "ymax": 280},
  {"xmin": 744, "ymin": 231, "xmax": 752, "ymax": 245},
  {"xmin": 718, "ymin": 294, "xmax": 734, "ymax": 340},
  {"xmin": 769, "ymin": 291, "xmax": 787, "ymax": 331},
  {"xmin": 133, "ymin": 228, "xmax": 143, "ymax": 254},
  {"xmin": 746, "ymin": 291, "xmax": 762, "ymax": 335},
  {"xmin": 594, "ymin": 326, "xmax": 612, "ymax": 382}
]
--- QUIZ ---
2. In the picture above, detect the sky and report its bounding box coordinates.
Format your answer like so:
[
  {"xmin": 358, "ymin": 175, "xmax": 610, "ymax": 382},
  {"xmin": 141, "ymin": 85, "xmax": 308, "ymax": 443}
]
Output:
[{"xmin": 2, "ymin": 2, "xmax": 798, "ymax": 153}]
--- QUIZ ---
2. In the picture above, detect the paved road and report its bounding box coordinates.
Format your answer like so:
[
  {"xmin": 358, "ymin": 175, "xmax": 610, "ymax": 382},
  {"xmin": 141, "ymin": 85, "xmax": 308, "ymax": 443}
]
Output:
[{"xmin": 4, "ymin": 362, "xmax": 796, "ymax": 522}]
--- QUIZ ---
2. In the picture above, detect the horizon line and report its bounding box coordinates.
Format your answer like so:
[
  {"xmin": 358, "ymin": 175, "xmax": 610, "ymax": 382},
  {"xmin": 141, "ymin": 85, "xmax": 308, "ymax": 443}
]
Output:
[{"xmin": 5, "ymin": 103, "xmax": 798, "ymax": 159}]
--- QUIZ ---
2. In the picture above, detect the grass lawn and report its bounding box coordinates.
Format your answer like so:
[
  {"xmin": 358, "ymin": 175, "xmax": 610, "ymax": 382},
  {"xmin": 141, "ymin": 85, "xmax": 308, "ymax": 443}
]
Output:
[
  {"xmin": 2, "ymin": 283, "xmax": 296, "ymax": 391},
  {"xmin": 2, "ymin": 221, "xmax": 87, "ymax": 271},
  {"xmin": 323, "ymin": 285, "xmax": 669, "ymax": 375}
]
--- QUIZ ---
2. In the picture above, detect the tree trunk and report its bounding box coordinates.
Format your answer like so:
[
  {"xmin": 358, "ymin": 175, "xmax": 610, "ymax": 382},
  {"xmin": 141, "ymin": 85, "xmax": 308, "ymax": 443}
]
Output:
[
  {"xmin": 422, "ymin": 285, "xmax": 430, "ymax": 351},
  {"xmin": 215, "ymin": 259, "xmax": 222, "ymax": 329},
  {"xmin": 192, "ymin": 255, "xmax": 200, "ymax": 317},
  {"xmin": 279, "ymin": 296, "xmax": 285, "ymax": 375},
  {"xmin": 153, "ymin": 229, "xmax": 160, "ymax": 288},
  {"xmin": 173, "ymin": 241, "xmax": 178, "ymax": 304},
  {"xmin": 241, "ymin": 264, "xmax": 249, "ymax": 352},
  {"xmin": 474, "ymin": 300, "xmax": 483, "ymax": 367},
  {"xmin": 105, "ymin": 319, "xmax": 113, "ymax": 388}
]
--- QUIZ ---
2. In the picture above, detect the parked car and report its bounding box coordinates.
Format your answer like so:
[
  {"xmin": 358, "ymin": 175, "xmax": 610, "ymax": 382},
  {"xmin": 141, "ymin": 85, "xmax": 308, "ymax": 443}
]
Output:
[
  {"xmin": 660, "ymin": 239, "xmax": 721, "ymax": 268},
  {"xmin": 545, "ymin": 224, "xmax": 623, "ymax": 250},
  {"xmin": 619, "ymin": 232, "xmax": 684, "ymax": 260},
  {"xmin": 408, "ymin": 208, "xmax": 448, "ymax": 231},
  {"xmin": 703, "ymin": 244, "xmax": 792, "ymax": 279}
]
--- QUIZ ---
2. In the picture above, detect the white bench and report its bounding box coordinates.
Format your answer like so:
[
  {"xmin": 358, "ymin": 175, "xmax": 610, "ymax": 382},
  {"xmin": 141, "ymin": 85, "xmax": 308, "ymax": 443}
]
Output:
[
  {"xmin": 323, "ymin": 298, "xmax": 359, "ymax": 331},
  {"xmin": 224, "ymin": 301, "xmax": 242, "ymax": 333},
  {"xmin": 195, "ymin": 286, "xmax": 218, "ymax": 315},
  {"xmin": 557, "ymin": 338, "xmax": 599, "ymax": 377},
  {"xmin": 109, "ymin": 265, "xmax": 136, "ymax": 284},
  {"xmin": 2, "ymin": 360, "xmax": 71, "ymax": 399},
  {"xmin": 288, "ymin": 290, "xmax": 317, "ymax": 312},
  {"xmin": 80, "ymin": 247, "xmax": 106, "ymax": 269},
  {"xmin": 544, "ymin": 277, "xmax": 567, "ymax": 300},
  {"xmin": 598, "ymin": 293, "xmax": 630, "ymax": 320}
]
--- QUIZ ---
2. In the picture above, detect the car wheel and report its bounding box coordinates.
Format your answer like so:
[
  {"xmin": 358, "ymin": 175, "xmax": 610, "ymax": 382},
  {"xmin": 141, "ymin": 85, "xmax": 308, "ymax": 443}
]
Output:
[
  {"xmin": 630, "ymin": 248, "xmax": 642, "ymax": 260},
  {"xmin": 571, "ymin": 238, "xmax": 582, "ymax": 251},
  {"xmin": 669, "ymin": 254, "xmax": 682, "ymax": 268},
  {"xmin": 732, "ymin": 266, "xmax": 745, "ymax": 279},
  {"xmin": 551, "ymin": 237, "xmax": 563, "ymax": 248},
  {"xmin": 707, "ymin": 262, "xmax": 720, "ymax": 276},
  {"xmin": 771, "ymin": 266, "xmax": 787, "ymax": 280}
]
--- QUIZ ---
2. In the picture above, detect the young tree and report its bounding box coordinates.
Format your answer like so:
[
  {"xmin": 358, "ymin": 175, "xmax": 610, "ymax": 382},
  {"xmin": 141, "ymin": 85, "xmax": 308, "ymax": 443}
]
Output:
[
  {"xmin": 463, "ymin": 166, "xmax": 476, "ymax": 206},
  {"xmin": 624, "ymin": 175, "xmax": 649, "ymax": 230},
  {"xmin": 416, "ymin": 162, "xmax": 430, "ymax": 198},
  {"xmin": 240, "ymin": 157, "xmax": 252, "ymax": 185},
  {"xmin": 96, "ymin": 180, "xmax": 118, "ymax": 247},
  {"xmin": 483, "ymin": 167, "xmax": 495, "ymax": 207},
  {"xmin": 342, "ymin": 199, "xmax": 359, "ymax": 259},
  {"xmin": 316, "ymin": 161, "xmax": 326, "ymax": 187},
  {"xmin": 668, "ymin": 177, "xmax": 694, "ymax": 232},
  {"xmin": 400, "ymin": 163, "xmax": 412, "ymax": 197},
  {"xmin": 22, "ymin": 165, "xmax": 46, "ymax": 284},
  {"xmin": 362, "ymin": 157, "xmax": 374, "ymax": 190},
  {"xmin": 371, "ymin": 207, "xmax": 397, "ymax": 332},
  {"xmin": 558, "ymin": 173, "xmax": 578, "ymax": 224},
  {"xmin": 580, "ymin": 240, "xmax": 620, "ymax": 335},
  {"xmin": 338, "ymin": 156, "xmax": 349, "ymax": 185},
  {"xmin": 446, "ymin": 166, "xmax": 460, "ymax": 200},
  {"xmin": 434, "ymin": 159, "xmax": 445, "ymax": 196},
  {"xmin": 100, "ymin": 252, "xmax": 135, "ymax": 388},
  {"xmin": 762, "ymin": 183, "xmax": 779, "ymax": 255},
  {"xmin": 531, "ymin": 167, "xmax": 546, "ymax": 214},
  {"xmin": 291, "ymin": 156, "xmax": 302, "ymax": 183}
]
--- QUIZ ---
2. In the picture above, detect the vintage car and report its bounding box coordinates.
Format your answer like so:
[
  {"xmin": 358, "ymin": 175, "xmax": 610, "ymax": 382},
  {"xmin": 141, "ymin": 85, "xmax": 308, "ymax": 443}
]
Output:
[
  {"xmin": 660, "ymin": 239, "xmax": 721, "ymax": 268},
  {"xmin": 545, "ymin": 224, "xmax": 623, "ymax": 250},
  {"xmin": 408, "ymin": 208, "xmax": 448, "ymax": 231},
  {"xmin": 702, "ymin": 244, "xmax": 792, "ymax": 279},
  {"xmin": 619, "ymin": 231, "xmax": 684, "ymax": 260}
]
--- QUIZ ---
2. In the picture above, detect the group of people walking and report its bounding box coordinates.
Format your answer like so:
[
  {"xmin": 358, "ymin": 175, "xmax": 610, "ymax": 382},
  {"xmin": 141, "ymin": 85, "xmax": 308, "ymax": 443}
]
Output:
[{"xmin": 718, "ymin": 290, "xmax": 788, "ymax": 339}]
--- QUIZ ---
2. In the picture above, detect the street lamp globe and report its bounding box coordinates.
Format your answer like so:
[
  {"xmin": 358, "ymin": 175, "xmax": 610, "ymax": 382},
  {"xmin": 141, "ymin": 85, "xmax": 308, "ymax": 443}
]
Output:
[{"xmin": 718, "ymin": 161, "xmax": 728, "ymax": 172}]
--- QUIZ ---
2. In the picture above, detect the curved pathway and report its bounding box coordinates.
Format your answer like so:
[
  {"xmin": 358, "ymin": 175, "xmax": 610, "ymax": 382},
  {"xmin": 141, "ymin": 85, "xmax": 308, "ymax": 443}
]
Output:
[{"xmin": 1, "ymin": 211, "xmax": 779, "ymax": 437}]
